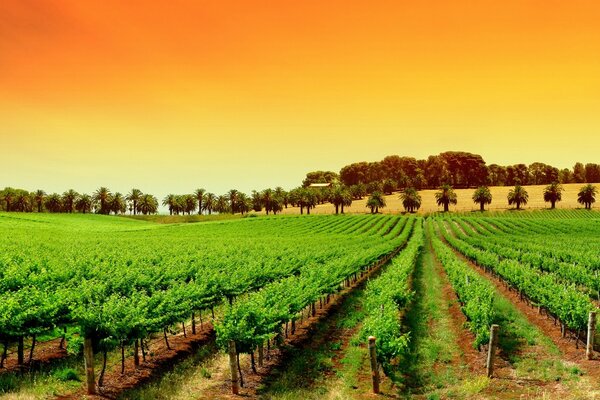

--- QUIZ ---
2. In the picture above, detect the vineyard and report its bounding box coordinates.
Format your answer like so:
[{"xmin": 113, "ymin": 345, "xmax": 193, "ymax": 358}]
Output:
[{"xmin": 1, "ymin": 210, "xmax": 600, "ymax": 399}]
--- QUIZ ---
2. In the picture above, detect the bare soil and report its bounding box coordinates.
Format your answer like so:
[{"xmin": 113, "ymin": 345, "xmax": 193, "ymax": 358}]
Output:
[
  {"xmin": 55, "ymin": 324, "xmax": 215, "ymax": 400},
  {"xmin": 0, "ymin": 338, "xmax": 68, "ymax": 375}
]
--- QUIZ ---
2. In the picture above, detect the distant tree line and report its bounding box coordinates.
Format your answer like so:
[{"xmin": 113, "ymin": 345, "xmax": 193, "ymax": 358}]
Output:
[
  {"xmin": 0, "ymin": 186, "xmax": 333, "ymax": 216},
  {"xmin": 302, "ymin": 151, "xmax": 600, "ymax": 192},
  {"xmin": 1, "ymin": 151, "xmax": 597, "ymax": 216},
  {"xmin": 0, "ymin": 187, "xmax": 158, "ymax": 215}
]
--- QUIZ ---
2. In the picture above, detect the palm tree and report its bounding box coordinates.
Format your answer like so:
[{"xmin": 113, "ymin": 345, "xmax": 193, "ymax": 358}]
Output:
[
  {"xmin": 1, "ymin": 188, "xmax": 15, "ymax": 211},
  {"xmin": 62, "ymin": 189, "xmax": 79, "ymax": 213},
  {"xmin": 508, "ymin": 185, "xmax": 529, "ymax": 210},
  {"xmin": 303, "ymin": 189, "xmax": 318, "ymax": 215},
  {"xmin": 44, "ymin": 193, "xmax": 62, "ymax": 213},
  {"xmin": 14, "ymin": 192, "xmax": 31, "ymax": 212},
  {"xmin": 194, "ymin": 188, "xmax": 206, "ymax": 215},
  {"xmin": 274, "ymin": 187, "xmax": 289, "ymax": 208},
  {"xmin": 329, "ymin": 186, "xmax": 352, "ymax": 214},
  {"xmin": 472, "ymin": 186, "xmax": 492, "ymax": 211},
  {"xmin": 237, "ymin": 193, "xmax": 252, "ymax": 215},
  {"xmin": 330, "ymin": 186, "xmax": 346, "ymax": 215},
  {"xmin": 367, "ymin": 191, "xmax": 386, "ymax": 214},
  {"xmin": 400, "ymin": 187, "xmax": 421, "ymax": 213},
  {"xmin": 270, "ymin": 197, "xmax": 284, "ymax": 215},
  {"xmin": 543, "ymin": 182, "xmax": 563, "ymax": 209},
  {"xmin": 75, "ymin": 194, "xmax": 93, "ymax": 214},
  {"xmin": 215, "ymin": 195, "xmax": 230, "ymax": 214},
  {"xmin": 228, "ymin": 189, "xmax": 239, "ymax": 214},
  {"xmin": 137, "ymin": 194, "xmax": 159, "ymax": 215},
  {"xmin": 126, "ymin": 189, "xmax": 143, "ymax": 215},
  {"xmin": 435, "ymin": 184, "xmax": 457, "ymax": 212},
  {"xmin": 184, "ymin": 195, "xmax": 197, "ymax": 215},
  {"xmin": 262, "ymin": 189, "xmax": 274, "ymax": 215},
  {"xmin": 34, "ymin": 190, "xmax": 46, "ymax": 212},
  {"xmin": 251, "ymin": 190, "xmax": 262, "ymax": 212},
  {"xmin": 162, "ymin": 194, "xmax": 177, "ymax": 215},
  {"xmin": 93, "ymin": 187, "xmax": 112, "ymax": 214},
  {"xmin": 203, "ymin": 193, "xmax": 216, "ymax": 215},
  {"xmin": 578, "ymin": 184, "xmax": 597, "ymax": 210},
  {"xmin": 110, "ymin": 193, "xmax": 126, "ymax": 215}
]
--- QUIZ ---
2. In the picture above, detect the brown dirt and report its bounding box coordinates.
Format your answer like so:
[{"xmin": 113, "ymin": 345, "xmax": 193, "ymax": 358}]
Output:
[
  {"xmin": 55, "ymin": 324, "xmax": 215, "ymax": 400},
  {"xmin": 0, "ymin": 338, "xmax": 68, "ymax": 374}
]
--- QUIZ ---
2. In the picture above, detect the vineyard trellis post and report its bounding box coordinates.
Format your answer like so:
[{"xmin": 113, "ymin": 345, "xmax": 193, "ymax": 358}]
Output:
[
  {"xmin": 486, "ymin": 324, "xmax": 499, "ymax": 378},
  {"xmin": 83, "ymin": 336, "xmax": 96, "ymax": 394},
  {"xmin": 228, "ymin": 340, "xmax": 239, "ymax": 395},
  {"xmin": 368, "ymin": 336, "xmax": 380, "ymax": 394},
  {"xmin": 587, "ymin": 311, "xmax": 596, "ymax": 360},
  {"xmin": 258, "ymin": 343, "xmax": 264, "ymax": 367}
]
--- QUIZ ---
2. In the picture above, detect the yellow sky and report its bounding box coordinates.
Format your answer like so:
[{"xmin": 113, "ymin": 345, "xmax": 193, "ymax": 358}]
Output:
[{"xmin": 1, "ymin": 1, "xmax": 599, "ymax": 197}]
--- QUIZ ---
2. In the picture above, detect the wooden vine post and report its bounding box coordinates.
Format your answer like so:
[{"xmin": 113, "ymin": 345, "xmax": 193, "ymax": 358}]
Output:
[
  {"xmin": 83, "ymin": 336, "xmax": 96, "ymax": 395},
  {"xmin": 228, "ymin": 340, "xmax": 239, "ymax": 395},
  {"xmin": 486, "ymin": 324, "xmax": 499, "ymax": 378},
  {"xmin": 587, "ymin": 311, "xmax": 597, "ymax": 360},
  {"xmin": 258, "ymin": 343, "xmax": 264, "ymax": 367},
  {"xmin": 368, "ymin": 336, "xmax": 380, "ymax": 394}
]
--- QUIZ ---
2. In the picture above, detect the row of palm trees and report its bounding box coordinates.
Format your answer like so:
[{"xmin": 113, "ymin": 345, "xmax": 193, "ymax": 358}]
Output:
[
  {"xmin": 1, "ymin": 183, "xmax": 597, "ymax": 215},
  {"xmin": 391, "ymin": 183, "xmax": 597, "ymax": 213},
  {"xmin": 0, "ymin": 187, "xmax": 159, "ymax": 215},
  {"xmin": 162, "ymin": 187, "xmax": 334, "ymax": 216}
]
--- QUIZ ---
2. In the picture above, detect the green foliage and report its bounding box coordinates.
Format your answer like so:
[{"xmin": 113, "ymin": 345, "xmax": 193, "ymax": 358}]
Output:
[
  {"xmin": 428, "ymin": 220, "xmax": 495, "ymax": 348},
  {"xmin": 438, "ymin": 217, "xmax": 596, "ymax": 332},
  {"xmin": 216, "ymin": 217, "xmax": 415, "ymax": 353},
  {"xmin": 0, "ymin": 213, "xmax": 407, "ymax": 359},
  {"xmin": 53, "ymin": 368, "xmax": 81, "ymax": 382},
  {"xmin": 360, "ymin": 219, "xmax": 422, "ymax": 374}
]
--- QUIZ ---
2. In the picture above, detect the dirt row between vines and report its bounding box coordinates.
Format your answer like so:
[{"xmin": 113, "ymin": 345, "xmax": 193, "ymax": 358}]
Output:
[
  {"xmin": 0, "ymin": 338, "xmax": 68, "ymax": 375},
  {"xmin": 439, "ymin": 222, "xmax": 600, "ymax": 381},
  {"xmin": 55, "ymin": 324, "xmax": 215, "ymax": 400}
]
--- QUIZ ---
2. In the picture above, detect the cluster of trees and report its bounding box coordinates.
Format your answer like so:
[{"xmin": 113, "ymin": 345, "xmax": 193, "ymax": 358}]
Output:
[
  {"xmin": 0, "ymin": 187, "xmax": 159, "ymax": 215},
  {"xmin": 311, "ymin": 152, "xmax": 600, "ymax": 192}
]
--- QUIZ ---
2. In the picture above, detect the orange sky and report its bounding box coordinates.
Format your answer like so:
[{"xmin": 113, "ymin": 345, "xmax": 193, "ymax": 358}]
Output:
[{"xmin": 1, "ymin": 1, "xmax": 599, "ymax": 197}]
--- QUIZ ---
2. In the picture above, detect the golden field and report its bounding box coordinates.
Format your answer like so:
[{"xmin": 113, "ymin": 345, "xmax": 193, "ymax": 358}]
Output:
[{"xmin": 280, "ymin": 183, "xmax": 597, "ymax": 215}]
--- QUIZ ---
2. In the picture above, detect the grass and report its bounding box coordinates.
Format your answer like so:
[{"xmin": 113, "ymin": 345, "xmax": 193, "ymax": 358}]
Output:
[
  {"xmin": 115, "ymin": 343, "xmax": 218, "ymax": 400},
  {"xmin": 0, "ymin": 356, "xmax": 84, "ymax": 399},
  {"xmin": 398, "ymin": 235, "xmax": 465, "ymax": 398}
]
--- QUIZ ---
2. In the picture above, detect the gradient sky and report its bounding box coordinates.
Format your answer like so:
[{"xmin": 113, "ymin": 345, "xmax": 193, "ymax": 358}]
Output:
[{"xmin": 1, "ymin": 0, "xmax": 599, "ymax": 198}]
